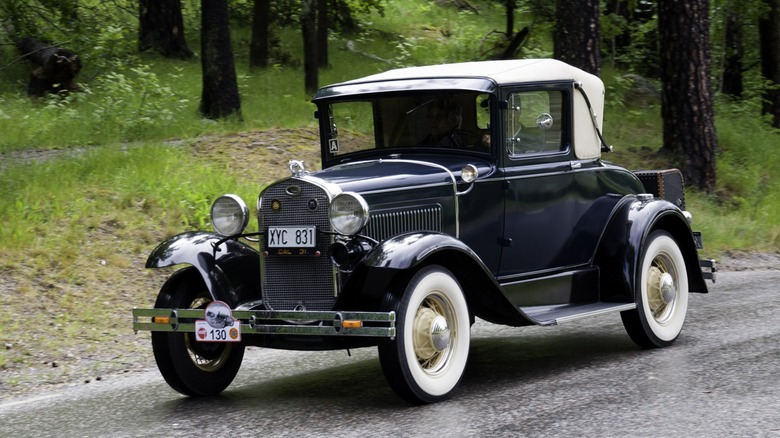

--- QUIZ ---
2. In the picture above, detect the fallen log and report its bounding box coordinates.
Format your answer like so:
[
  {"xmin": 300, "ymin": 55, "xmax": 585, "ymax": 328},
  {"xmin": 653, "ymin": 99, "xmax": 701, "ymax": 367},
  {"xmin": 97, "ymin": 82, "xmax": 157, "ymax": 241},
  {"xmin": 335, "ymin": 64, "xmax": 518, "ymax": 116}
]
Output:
[{"xmin": 18, "ymin": 37, "xmax": 81, "ymax": 97}]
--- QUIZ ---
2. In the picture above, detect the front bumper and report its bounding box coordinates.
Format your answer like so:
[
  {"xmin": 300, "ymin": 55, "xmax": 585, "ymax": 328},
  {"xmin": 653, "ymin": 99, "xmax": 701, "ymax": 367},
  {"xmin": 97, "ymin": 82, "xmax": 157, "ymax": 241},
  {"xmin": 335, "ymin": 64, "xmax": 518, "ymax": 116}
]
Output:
[{"xmin": 132, "ymin": 308, "xmax": 396, "ymax": 338}]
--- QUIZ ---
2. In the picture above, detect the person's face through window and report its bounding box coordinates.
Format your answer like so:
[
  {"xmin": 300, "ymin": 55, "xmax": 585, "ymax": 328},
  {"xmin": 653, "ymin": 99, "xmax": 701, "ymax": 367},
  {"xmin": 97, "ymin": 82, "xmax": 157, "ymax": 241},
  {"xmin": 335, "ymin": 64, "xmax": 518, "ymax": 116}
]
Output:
[{"xmin": 427, "ymin": 106, "xmax": 451, "ymax": 139}]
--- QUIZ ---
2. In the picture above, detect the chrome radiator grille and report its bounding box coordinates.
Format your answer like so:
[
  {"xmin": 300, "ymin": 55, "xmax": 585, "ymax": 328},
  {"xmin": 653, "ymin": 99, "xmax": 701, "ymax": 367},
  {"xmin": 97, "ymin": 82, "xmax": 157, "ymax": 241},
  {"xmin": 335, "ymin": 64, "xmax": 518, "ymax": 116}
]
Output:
[
  {"xmin": 259, "ymin": 180, "xmax": 336, "ymax": 311},
  {"xmin": 362, "ymin": 205, "xmax": 442, "ymax": 242}
]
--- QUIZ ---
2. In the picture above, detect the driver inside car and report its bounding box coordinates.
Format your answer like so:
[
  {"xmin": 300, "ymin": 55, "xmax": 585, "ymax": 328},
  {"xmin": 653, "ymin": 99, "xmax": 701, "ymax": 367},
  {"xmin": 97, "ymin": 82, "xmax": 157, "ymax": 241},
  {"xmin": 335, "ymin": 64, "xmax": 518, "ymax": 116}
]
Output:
[{"xmin": 419, "ymin": 97, "xmax": 471, "ymax": 148}]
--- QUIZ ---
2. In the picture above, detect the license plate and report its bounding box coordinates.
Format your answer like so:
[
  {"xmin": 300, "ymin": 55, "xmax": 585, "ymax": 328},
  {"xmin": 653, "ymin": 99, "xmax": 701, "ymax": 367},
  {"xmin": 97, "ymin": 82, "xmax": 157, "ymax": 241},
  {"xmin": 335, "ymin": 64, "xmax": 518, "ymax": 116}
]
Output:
[
  {"xmin": 195, "ymin": 319, "xmax": 241, "ymax": 342},
  {"xmin": 267, "ymin": 226, "xmax": 317, "ymax": 248}
]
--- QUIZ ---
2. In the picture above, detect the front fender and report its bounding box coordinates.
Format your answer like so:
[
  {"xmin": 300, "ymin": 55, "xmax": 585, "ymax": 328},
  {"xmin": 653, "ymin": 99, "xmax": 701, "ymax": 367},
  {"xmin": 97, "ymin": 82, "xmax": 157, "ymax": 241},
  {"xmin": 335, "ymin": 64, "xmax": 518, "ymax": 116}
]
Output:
[
  {"xmin": 362, "ymin": 232, "xmax": 477, "ymax": 270},
  {"xmin": 146, "ymin": 231, "xmax": 261, "ymax": 306},
  {"xmin": 354, "ymin": 232, "xmax": 533, "ymax": 327},
  {"xmin": 596, "ymin": 199, "xmax": 709, "ymax": 303}
]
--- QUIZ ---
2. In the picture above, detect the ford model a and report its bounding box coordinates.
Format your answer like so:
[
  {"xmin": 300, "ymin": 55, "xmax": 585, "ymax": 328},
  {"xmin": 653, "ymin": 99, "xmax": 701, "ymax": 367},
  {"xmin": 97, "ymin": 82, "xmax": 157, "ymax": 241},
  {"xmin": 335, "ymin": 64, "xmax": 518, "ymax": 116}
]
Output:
[{"xmin": 132, "ymin": 59, "xmax": 716, "ymax": 404}]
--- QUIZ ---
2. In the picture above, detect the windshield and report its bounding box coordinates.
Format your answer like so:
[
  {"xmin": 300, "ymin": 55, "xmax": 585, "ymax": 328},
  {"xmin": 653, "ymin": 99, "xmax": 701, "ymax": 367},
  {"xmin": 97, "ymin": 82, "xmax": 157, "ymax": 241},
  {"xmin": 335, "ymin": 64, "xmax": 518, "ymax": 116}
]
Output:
[{"xmin": 323, "ymin": 91, "xmax": 492, "ymax": 161}]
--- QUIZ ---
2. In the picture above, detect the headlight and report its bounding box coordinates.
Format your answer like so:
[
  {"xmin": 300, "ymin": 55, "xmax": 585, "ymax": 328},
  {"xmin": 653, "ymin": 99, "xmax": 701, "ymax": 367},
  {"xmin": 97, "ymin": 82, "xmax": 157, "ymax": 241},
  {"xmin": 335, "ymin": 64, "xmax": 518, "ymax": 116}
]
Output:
[
  {"xmin": 211, "ymin": 194, "xmax": 249, "ymax": 236},
  {"xmin": 329, "ymin": 192, "xmax": 369, "ymax": 236}
]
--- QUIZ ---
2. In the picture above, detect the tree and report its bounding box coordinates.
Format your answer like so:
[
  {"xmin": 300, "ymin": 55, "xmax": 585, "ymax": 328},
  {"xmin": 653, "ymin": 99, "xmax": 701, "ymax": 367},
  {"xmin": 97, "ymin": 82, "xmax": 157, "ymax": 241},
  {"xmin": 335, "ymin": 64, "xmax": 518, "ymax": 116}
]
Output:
[
  {"xmin": 250, "ymin": 0, "xmax": 270, "ymax": 68},
  {"xmin": 301, "ymin": 0, "xmax": 318, "ymax": 95},
  {"xmin": 721, "ymin": 6, "xmax": 744, "ymax": 97},
  {"xmin": 200, "ymin": 0, "xmax": 241, "ymax": 119},
  {"xmin": 658, "ymin": 0, "xmax": 717, "ymax": 192},
  {"xmin": 759, "ymin": 0, "xmax": 780, "ymax": 127},
  {"xmin": 317, "ymin": 0, "xmax": 329, "ymax": 68},
  {"xmin": 505, "ymin": 0, "xmax": 516, "ymax": 37},
  {"xmin": 602, "ymin": 0, "xmax": 658, "ymax": 75},
  {"xmin": 553, "ymin": 0, "xmax": 600, "ymax": 75},
  {"xmin": 139, "ymin": 0, "xmax": 193, "ymax": 59}
]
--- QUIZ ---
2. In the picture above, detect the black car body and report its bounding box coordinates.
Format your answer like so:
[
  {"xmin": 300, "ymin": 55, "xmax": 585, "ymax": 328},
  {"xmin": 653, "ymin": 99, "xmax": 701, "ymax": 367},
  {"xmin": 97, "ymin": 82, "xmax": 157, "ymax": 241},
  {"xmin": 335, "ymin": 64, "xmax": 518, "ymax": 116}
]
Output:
[{"xmin": 133, "ymin": 59, "xmax": 716, "ymax": 403}]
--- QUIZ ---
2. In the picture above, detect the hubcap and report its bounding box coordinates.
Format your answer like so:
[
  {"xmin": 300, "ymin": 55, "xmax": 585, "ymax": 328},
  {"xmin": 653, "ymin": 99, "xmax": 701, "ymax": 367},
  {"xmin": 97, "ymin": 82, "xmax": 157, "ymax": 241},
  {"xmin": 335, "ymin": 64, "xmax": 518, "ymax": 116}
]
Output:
[
  {"xmin": 647, "ymin": 258, "xmax": 677, "ymax": 324},
  {"xmin": 412, "ymin": 295, "xmax": 454, "ymax": 372},
  {"xmin": 430, "ymin": 315, "xmax": 451, "ymax": 351},
  {"xmin": 659, "ymin": 272, "xmax": 675, "ymax": 303}
]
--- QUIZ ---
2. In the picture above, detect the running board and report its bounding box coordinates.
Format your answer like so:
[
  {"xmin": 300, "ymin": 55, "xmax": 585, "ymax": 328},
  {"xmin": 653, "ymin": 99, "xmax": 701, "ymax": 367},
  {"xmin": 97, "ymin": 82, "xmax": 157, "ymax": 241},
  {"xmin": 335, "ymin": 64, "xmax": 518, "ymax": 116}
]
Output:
[{"xmin": 520, "ymin": 302, "xmax": 636, "ymax": 326}]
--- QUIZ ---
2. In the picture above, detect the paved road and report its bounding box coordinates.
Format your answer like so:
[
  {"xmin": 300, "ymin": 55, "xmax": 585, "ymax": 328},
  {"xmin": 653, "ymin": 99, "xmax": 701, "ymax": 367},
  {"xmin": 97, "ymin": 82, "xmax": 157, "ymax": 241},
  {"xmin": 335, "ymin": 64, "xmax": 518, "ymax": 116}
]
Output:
[{"xmin": 1, "ymin": 270, "xmax": 778, "ymax": 437}]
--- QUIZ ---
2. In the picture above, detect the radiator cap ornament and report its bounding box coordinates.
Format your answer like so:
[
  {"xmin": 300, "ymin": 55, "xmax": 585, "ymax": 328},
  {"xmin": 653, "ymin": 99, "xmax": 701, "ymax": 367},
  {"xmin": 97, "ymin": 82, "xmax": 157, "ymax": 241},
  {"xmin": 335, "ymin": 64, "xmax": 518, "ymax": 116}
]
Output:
[{"xmin": 289, "ymin": 160, "xmax": 307, "ymax": 177}]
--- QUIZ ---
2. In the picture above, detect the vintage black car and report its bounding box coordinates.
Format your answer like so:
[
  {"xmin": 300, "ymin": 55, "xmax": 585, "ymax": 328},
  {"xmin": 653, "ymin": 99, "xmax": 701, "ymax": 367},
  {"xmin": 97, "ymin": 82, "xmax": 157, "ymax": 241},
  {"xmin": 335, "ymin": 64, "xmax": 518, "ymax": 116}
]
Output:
[{"xmin": 133, "ymin": 59, "xmax": 716, "ymax": 404}]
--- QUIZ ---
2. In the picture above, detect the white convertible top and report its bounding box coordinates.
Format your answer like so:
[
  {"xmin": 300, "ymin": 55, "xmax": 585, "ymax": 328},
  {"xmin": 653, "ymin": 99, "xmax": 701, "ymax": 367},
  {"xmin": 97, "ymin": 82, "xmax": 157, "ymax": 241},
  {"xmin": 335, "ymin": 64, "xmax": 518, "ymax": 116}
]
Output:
[
  {"xmin": 333, "ymin": 59, "xmax": 606, "ymax": 160},
  {"xmin": 348, "ymin": 59, "xmax": 592, "ymax": 86}
]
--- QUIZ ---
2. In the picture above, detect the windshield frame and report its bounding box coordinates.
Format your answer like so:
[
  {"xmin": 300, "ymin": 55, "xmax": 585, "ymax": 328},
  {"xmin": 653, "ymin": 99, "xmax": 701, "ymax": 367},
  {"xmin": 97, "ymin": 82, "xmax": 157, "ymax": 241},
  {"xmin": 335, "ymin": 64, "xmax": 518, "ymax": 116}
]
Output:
[{"xmin": 317, "ymin": 88, "xmax": 497, "ymax": 168}]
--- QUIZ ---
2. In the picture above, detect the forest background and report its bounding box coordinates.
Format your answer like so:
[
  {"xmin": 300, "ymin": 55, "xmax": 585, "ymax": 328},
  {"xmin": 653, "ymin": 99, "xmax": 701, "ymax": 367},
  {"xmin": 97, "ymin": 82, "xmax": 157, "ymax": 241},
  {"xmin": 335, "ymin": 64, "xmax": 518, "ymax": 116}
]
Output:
[{"xmin": 0, "ymin": 0, "xmax": 778, "ymax": 393}]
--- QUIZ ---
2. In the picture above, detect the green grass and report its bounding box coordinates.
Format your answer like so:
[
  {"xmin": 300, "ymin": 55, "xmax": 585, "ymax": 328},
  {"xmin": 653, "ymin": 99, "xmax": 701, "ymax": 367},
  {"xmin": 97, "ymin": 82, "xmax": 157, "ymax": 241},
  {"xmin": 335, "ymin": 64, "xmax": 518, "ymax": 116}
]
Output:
[
  {"xmin": 0, "ymin": 142, "xmax": 260, "ymax": 253},
  {"xmin": 0, "ymin": 141, "xmax": 261, "ymax": 379}
]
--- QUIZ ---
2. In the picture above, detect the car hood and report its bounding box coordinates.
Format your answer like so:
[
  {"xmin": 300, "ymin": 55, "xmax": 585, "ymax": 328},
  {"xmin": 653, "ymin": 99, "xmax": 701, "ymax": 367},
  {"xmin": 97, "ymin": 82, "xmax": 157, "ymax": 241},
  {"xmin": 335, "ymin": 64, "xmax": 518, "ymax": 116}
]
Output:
[{"xmin": 308, "ymin": 156, "xmax": 493, "ymax": 194}]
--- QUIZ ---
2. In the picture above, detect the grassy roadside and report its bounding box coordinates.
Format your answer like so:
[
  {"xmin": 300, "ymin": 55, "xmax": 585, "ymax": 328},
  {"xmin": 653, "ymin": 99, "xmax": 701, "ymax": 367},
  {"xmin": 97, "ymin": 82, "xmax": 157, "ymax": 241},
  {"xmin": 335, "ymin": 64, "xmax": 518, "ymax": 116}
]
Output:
[{"xmin": 0, "ymin": 128, "xmax": 322, "ymax": 394}]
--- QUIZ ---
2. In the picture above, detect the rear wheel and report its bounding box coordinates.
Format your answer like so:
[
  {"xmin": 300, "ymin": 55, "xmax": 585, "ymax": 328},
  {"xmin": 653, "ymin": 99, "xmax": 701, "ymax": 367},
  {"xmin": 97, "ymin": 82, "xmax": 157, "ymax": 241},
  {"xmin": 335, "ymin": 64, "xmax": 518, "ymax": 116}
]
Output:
[
  {"xmin": 378, "ymin": 266, "xmax": 470, "ymax": 404},
  {"xmin": 151, "ymin": 270, "xmax": 244, "ymax": 396},
  {"xmin": 621, "ymin": 230, "xmax": 689, "ymax": 348}
]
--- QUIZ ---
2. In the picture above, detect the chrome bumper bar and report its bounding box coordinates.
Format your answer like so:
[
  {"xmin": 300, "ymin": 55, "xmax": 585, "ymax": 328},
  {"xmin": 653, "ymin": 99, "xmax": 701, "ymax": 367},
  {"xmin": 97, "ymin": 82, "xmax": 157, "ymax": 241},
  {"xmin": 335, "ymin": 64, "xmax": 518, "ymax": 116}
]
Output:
[{"xmin": 132, "ymin": 308, "xmax": 396, "ymax": 338}]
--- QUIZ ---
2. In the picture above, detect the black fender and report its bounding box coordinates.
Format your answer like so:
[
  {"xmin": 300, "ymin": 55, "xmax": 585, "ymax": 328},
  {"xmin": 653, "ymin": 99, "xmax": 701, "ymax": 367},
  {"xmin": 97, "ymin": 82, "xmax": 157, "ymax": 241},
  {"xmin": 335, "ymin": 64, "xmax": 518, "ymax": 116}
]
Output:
[
  {"xmin": 146, "ymin": 231, "xmax": 261, "ymax": 307},
  {"xmin": 595, "ymin": 198, "xmax": 709, "ymax": 303},
  {"xmin": 344, "ymin": 232, "xmax": 534, "ymax": 327}
]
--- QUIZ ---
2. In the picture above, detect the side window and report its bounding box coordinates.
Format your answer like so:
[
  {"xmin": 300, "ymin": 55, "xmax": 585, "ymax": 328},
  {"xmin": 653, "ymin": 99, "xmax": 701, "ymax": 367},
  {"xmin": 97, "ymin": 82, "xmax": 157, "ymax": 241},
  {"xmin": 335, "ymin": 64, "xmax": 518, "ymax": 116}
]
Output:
[{"xmin": 505, "ymin": 90, "xmax": 564, "ymax": 157}]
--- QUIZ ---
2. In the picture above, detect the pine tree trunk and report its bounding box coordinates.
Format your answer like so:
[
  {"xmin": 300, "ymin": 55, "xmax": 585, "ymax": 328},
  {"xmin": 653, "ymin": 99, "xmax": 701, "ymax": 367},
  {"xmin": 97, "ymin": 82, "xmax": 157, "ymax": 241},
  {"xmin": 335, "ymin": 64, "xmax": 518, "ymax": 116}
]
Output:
[
  {"xmin": 658, "ymin": 0, "xmax": 717, "ymax": 192},
  {"xmin": 553, "ymin": 0, "xmax": 600, "ymax": 76},
  {"xmin": 301, "ymin": 0, "xmax": 318, "ymax": 95},
  {"xmin": 139, "ymin": 0, "xmax": 193, "ymax": 59},
  {"xmin": 317, "ymin": 0, "xmax": 329, "ymax": 68},
  {"xmin": 759, "ymin": 0, "xmax": 780, "ymax": 128},
  {"xmin": 722, "ymin": 9, "xmax": 744, "ymax": 97},
  {"xmin": 505, "ymin": 0, "xmax": 515, "ymax": 37},
  {"xmin": 200, "ymin": 0, "xmax": 241, "ymax": 119},
  {"xmin": 250, "ymin": 0, "xmax": 270, "ymax": 68}
]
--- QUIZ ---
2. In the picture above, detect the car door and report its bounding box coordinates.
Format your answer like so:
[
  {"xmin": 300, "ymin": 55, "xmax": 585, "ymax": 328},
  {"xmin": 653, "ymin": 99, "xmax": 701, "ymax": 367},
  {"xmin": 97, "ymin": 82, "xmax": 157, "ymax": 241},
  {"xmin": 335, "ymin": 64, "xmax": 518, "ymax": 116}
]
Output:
[{"xmin": 497, "ymin": 87, "xmax": 581, "ymax": 277}]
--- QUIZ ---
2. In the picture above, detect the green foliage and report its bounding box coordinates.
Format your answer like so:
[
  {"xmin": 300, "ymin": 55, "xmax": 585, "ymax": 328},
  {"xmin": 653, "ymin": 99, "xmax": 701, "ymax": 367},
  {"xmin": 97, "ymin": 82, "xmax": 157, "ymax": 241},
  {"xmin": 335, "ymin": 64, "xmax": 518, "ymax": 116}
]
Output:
[
  {"xmin": 0, "ymin": 61, "xmax": 197, "ymax": 151},
  {"xmin": 0, "ymin": 0, "xmax": 778, "ymax": 260}
]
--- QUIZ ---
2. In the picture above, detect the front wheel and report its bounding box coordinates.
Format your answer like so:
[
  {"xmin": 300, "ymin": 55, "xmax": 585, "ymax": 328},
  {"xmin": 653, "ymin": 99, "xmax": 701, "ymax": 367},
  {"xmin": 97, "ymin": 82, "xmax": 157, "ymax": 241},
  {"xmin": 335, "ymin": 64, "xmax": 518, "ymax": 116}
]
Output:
[
  {"xmin": 621, "ymin": 230, "xmax": 689, "ymax": 348},
  {"xmin": 151, "ymin": 270, "xmax": 245, "ymax": 396},
  {"xmin": 378, "ymin": 266, "xmax": 471, "ymax": 404}
]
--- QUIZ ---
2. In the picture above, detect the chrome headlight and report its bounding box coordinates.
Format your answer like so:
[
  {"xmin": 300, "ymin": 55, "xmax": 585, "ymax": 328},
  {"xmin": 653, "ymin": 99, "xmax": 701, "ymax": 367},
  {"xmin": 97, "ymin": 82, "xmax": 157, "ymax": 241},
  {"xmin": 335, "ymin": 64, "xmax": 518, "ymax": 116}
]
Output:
[
  {"xmin": 211, "ymin": 194, "xmax": 249, "ymax": 236},
  {"xmin": 329, "ymin": 192, "xmax": 369, "ymax": 236}
]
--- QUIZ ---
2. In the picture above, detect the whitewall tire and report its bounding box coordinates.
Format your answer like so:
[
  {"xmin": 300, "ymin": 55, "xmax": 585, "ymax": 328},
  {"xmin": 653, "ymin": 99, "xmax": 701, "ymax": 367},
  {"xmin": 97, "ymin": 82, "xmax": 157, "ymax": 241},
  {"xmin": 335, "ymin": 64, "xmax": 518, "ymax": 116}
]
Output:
[
  {"xmin": 379, "ymin": 266, "xmax": 471, "ymax": 403},
  {"xmin": 622, "ymin": 230, "xmax": 689, "ymax": 348}
]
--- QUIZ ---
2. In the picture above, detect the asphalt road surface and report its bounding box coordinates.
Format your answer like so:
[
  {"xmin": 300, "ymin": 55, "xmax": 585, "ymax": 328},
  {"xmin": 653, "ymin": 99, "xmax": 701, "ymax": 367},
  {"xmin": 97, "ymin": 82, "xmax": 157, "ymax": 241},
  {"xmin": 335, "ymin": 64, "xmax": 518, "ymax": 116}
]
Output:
[{"xmin": 1, "ymin": 270, "xmax": 778, "ymax": 437}]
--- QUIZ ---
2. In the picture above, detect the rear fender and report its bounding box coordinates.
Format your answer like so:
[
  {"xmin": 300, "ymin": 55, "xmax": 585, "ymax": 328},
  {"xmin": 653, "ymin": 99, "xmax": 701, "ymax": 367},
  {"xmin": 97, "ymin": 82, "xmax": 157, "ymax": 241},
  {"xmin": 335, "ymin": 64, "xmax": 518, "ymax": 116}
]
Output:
[
  {"xmin": 595, "ymin": 199, "xmax": 709, "ymax": 303},
  {"xmin": 146, "ymin": 231, "xmax": 261, "ymax": 307}
]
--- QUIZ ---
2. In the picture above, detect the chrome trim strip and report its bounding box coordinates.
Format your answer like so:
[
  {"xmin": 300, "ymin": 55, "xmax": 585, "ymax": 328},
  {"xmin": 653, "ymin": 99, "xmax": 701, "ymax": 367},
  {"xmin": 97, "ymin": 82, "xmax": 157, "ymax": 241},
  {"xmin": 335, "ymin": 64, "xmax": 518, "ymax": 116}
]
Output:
[{"xmin": 133, "ymin": 308, "xmax": 396, "ymax": 338}]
